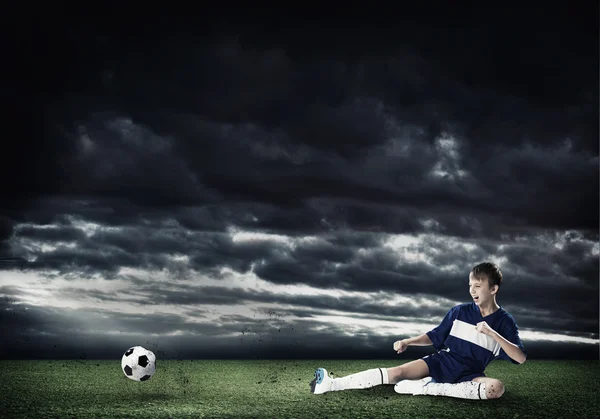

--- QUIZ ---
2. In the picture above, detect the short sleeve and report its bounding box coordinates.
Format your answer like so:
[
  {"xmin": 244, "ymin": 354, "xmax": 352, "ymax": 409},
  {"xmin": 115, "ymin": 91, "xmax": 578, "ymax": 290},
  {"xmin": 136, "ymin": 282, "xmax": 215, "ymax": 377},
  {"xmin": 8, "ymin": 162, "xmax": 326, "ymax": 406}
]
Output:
[
  {"xmin": 495, "ymin": 315, "xmax": 527, "ymax": 364},
  {"xmin": 426, "ymin": 305, "xmax": 460, "ymax": 351}
]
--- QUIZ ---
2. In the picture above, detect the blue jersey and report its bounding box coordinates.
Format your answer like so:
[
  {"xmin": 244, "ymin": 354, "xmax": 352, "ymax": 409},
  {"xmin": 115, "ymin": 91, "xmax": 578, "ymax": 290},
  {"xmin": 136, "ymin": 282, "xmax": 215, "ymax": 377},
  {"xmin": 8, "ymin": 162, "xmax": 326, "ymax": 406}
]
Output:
[{"xmin": 426, "ymin": 303, "xmax": 526, "ymax": 373}]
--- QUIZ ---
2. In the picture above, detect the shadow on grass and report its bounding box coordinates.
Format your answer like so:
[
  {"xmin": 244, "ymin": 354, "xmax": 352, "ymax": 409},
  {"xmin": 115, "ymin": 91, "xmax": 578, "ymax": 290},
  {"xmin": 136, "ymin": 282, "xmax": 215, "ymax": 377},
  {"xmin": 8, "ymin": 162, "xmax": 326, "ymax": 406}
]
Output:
[
  {"xmin": 56, "ymin": 387, "xmax": 181, "ymax": 407},
  {"xmin": 499, "ymin": 391, "xmax": 593, "ymax": 418},
  {"xmin": 120, "ymin": 392, "xmax": 177, "ymax": 402}
]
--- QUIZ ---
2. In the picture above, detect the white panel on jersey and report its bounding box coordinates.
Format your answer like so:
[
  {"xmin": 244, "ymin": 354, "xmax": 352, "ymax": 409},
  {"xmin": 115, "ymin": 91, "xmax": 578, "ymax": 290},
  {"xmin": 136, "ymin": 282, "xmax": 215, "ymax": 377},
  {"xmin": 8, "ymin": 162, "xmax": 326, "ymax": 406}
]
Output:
[{"xmin": 449, "ymin": 320, "xmax": 501, "ymax": 356}]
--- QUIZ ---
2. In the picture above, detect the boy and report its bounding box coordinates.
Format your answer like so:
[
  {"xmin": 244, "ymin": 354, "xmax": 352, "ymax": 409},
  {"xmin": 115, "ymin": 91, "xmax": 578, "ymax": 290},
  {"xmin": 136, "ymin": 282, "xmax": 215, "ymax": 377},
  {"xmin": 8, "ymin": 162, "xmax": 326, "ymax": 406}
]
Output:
[{"xmin": 310, "ymin": 262, "xmax": 526, "ymax": 400}]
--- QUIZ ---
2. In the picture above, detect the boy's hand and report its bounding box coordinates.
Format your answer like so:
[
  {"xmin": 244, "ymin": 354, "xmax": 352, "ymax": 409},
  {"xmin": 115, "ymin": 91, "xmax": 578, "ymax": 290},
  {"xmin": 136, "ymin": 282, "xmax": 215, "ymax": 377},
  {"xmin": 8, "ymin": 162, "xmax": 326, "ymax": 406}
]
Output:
[
  {"xmin": 475, "ymin": 321, "xmax": 497, "ymax": 337},
  {"xmin": 393, "ymin": 340, "xmax": 408, "ymax": 354}
]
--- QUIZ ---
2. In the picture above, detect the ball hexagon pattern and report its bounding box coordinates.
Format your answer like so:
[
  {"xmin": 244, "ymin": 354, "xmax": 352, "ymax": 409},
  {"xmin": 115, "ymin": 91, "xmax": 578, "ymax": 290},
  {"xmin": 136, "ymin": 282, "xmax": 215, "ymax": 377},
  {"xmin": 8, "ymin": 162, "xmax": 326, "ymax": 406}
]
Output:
[{"xmin": 121, "ymin": 346, "xmax": 156, "ymax": 382}]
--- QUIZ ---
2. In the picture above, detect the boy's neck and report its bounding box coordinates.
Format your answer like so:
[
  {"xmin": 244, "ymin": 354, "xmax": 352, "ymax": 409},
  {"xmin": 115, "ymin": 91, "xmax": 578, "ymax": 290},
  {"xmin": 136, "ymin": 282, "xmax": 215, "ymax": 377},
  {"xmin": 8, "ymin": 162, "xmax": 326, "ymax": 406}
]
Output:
[{"xmin": 478, "ymin": 299, "xmax": 500, "ymax": 317}]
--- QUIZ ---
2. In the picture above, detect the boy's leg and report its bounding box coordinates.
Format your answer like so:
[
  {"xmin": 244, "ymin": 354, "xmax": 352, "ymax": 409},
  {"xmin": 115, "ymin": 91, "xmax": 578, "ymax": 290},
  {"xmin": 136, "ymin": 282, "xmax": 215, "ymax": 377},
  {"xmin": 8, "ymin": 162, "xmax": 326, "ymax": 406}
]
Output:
[
  {"xmin": 471, "ymin": 376, "xmax": 505, "ymax": 399},
  {"xmin": 311, "ymin": 359, "xmax": 429, "ymax": 394},
  {"xmin": 386, "ymin": 359, "xmax": 430, "ymax": 384},
  {"xmin": 395, "ymin": 375, "xmax": 505, "ymax": 400}
]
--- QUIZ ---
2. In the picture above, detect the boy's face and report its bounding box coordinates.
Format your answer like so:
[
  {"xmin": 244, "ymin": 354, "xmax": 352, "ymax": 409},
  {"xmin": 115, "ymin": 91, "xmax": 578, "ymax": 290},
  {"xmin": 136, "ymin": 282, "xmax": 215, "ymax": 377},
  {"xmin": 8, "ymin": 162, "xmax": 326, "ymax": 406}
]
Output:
[{"xmin": 468, "ymin": 272, "xmax": 497, "ymax": 306}]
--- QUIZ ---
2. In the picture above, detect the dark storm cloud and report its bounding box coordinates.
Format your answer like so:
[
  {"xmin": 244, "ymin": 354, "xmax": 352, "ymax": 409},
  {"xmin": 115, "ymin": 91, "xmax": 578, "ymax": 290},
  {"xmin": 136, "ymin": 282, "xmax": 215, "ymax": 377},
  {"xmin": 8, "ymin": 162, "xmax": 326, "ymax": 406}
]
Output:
[
  {"xmin": 1, "ymin": 297, "xmax": 597, "ymax": 361},
  {"xmin": 6, "ymin": 211, "xmax": 599, "ymax": 338},
  {"xmin": 0, "ymin": 294, "xmax": 223, "ymax": 338},
  {"xmin": 1, "ymin": 5, "xmax": 598, "ymax": 360},
  {"xmin": 51, "ymin": 39, "xmax": 596, "ymax": 235},
  {"xmin": 3, "ymin": 5, "xmax": 598, "ymax": 247},
  {"xmin": 69, "ymin": 281, "xmax": 451, "ymax": 323},
  {"xmin": 503, "ymin": 305, "xmax": 598, "ymax": 340}
]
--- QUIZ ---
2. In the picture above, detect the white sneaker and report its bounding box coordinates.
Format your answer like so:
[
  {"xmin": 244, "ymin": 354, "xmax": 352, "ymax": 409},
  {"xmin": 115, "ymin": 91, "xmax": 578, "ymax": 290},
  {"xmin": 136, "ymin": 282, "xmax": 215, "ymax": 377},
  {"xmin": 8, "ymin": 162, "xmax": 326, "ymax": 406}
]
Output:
[
  {"xmin": 394, "ymin": 377, "xmax": 434, "ymax": 395},
  {"xmin": 310, "ymin": 368, "xmax": 334, "ymax": 394}
]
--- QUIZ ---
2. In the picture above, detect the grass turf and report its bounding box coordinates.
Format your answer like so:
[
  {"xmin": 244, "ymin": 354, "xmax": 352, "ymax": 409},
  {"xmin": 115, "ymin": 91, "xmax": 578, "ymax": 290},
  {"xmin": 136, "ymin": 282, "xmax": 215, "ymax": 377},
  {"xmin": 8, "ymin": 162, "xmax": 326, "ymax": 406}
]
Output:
[{"xmin": 0, "ymin": 359, "xmax": 598, "ymax": 418}]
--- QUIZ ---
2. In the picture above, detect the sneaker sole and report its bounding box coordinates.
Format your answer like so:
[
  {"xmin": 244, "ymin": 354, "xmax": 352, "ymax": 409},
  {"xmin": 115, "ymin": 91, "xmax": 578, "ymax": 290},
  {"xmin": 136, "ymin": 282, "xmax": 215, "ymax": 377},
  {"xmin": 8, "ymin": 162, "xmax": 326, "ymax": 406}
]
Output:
[
  {"xmin": 309, "ymin": 368, "xmax": 327, "ymax": 394},
  {"xmin": 315, "ymin": 368, "xmax": 325, "ymax": 385}
]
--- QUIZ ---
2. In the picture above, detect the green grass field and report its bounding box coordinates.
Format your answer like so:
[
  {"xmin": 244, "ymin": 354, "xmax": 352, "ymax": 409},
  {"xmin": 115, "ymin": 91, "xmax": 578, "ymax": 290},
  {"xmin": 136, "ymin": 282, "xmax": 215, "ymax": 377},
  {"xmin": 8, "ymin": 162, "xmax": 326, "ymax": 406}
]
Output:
[{"xmin": 1, "ymin": 359, "xmax": 598, "ymax": 418}]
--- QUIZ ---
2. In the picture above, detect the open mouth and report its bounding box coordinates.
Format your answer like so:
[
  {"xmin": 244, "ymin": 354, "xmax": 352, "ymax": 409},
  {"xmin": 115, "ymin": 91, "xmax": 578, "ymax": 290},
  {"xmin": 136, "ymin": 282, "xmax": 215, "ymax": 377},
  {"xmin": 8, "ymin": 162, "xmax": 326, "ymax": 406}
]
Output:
[{"xmin": 472, "ymin": 296, "xmax": 479, "ymax": 301}]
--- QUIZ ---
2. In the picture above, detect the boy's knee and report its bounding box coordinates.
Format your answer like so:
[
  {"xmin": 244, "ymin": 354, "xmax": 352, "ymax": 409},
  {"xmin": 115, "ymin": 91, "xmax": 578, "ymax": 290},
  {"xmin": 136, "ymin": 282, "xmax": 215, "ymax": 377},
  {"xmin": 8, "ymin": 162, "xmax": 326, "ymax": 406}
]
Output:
[
  {"xmin": 386, "ymin": 366, "xmax": 403, "ymax": 384},
  {"xmin": 486, "ymin": 379, "xmax": 505, "ymax": 399},
  {"xmin": 387, "ymin": 359, "xmax": 429, "ymax": 384}
]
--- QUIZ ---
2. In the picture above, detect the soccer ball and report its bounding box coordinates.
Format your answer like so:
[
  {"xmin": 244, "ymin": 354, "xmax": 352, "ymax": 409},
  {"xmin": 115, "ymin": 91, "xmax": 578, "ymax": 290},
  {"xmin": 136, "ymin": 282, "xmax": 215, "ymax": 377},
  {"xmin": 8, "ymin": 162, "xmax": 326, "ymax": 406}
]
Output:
[{"xmin": 121, "ymin": 346, "xmax": 156, "ymax": 382}]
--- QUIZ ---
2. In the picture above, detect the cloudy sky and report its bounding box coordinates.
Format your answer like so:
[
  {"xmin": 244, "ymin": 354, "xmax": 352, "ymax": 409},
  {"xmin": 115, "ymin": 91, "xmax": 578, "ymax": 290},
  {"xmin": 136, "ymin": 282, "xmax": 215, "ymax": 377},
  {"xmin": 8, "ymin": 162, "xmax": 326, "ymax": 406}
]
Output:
[{"xmin": 1, "ymin": 5, "xmax": 598, "ymax": 361}]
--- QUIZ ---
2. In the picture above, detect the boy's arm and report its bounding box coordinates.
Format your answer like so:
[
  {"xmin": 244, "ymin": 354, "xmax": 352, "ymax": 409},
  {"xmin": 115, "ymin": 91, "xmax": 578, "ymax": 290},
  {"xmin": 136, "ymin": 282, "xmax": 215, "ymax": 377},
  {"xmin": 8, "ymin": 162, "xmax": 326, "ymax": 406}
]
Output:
[
  {"xmin": 393, "ymin": 333, "xmax": 433, "ymax": 353},
  {"xmin": 404, "ymin": 333, "xmax": 433, "ymax": 346},
  {"xmin": 476, "ymin": 321, "xmax": 527, "ymax": 364}
]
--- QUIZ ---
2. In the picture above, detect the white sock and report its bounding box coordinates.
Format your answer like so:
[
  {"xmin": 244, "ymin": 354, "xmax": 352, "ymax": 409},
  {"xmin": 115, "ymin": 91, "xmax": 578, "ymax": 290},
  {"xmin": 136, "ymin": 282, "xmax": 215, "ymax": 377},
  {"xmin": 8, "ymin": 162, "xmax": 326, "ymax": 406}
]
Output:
[
  {"xmin": 422, "ymin": 381, "xmax": 488, "ymax": 400},
  {"xmin": 331, "ymin": 368, "xmax": 389, "ymax": 391}
]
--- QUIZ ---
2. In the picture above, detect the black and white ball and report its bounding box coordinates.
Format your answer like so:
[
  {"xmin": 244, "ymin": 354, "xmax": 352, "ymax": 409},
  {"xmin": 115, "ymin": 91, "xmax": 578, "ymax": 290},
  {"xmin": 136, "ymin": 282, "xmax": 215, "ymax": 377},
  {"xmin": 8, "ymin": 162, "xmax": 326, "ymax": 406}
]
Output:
[{"xmin": 121, "ymin": 346, "xmax": 156, "ymax": 382}]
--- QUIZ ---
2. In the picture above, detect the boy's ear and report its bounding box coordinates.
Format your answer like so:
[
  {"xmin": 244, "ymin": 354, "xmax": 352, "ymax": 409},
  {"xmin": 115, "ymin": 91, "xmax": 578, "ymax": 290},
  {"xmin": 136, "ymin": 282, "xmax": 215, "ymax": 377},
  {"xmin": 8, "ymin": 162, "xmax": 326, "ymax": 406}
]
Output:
[{"xmin": 491, "ymin": 285, "xmax": 499, "ymax": 295}]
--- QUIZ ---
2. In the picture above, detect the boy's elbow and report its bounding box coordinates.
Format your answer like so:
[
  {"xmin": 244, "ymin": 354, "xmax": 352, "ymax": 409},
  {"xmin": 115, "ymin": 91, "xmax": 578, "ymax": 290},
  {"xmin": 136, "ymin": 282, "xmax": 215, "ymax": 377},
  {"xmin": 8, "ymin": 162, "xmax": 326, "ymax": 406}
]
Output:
[{"xmin": 517, "ymin": 355, "xmax": 527, "ymax": 364}]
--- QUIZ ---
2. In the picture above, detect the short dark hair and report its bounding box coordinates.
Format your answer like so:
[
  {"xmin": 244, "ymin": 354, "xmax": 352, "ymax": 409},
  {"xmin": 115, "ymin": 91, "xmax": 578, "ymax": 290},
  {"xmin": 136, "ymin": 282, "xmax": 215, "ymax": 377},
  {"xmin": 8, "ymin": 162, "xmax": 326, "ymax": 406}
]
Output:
[{"xmin": 471, "ymin": 262, "xmax": 503, "ymax": 288}]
